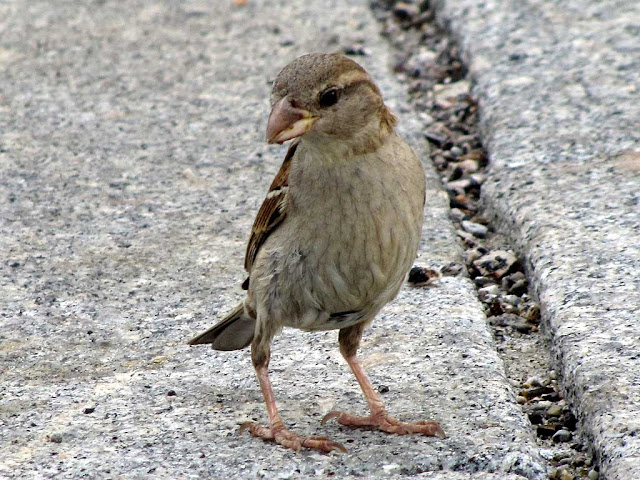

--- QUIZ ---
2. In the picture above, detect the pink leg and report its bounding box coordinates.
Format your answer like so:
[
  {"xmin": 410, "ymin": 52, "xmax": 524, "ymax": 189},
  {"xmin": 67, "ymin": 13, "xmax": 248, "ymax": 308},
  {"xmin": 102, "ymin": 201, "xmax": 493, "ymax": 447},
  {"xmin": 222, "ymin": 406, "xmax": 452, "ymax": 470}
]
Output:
[
  {"xmin": 241, "ymin": 345, "xmax": 347, "ymax": 453},
  {"xmin": 323, "ymin": 326, "xmax": 445, "ymax": 438}
]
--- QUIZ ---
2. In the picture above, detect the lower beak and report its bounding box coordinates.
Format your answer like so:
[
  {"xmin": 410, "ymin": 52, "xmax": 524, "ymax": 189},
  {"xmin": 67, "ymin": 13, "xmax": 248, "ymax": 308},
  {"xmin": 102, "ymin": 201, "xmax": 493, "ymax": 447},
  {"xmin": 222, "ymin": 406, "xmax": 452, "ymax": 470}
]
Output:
[{"xmin": 266, "ymin": 96, "xmax": 317, "ymax": 144}]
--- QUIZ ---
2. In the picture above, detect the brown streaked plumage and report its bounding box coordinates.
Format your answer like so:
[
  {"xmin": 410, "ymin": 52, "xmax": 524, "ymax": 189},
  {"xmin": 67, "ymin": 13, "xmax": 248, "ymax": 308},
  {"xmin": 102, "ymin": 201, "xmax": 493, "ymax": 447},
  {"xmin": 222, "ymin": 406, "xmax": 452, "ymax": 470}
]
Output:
[
  {"xmin": 244, "ymin": 139, "xmax": 297, "ymax": 272},
  {"xmin": 188, "ymin": 53, "xmax": 443, "ymax": 453}
]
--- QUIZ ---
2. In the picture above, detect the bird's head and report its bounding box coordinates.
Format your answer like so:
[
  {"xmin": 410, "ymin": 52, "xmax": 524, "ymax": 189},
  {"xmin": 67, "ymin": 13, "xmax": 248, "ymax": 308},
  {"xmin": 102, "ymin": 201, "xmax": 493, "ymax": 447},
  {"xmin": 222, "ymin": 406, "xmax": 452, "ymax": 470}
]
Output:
[{"xmin": 266, "ymin": 53, "xmax": 396, "ymax": 148}]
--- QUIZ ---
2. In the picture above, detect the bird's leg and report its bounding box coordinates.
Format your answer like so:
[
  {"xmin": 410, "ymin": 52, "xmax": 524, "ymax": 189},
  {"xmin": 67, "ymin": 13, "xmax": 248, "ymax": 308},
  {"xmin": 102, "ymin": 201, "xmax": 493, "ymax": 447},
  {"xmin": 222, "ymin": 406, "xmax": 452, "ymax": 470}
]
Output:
[
  {"xmin": 240, "ymin": 339, "xmax": 347, "ymax": 453},
  {"xmin": 322, "ymin": 324, "xmax": 445, "ymax": 438}
]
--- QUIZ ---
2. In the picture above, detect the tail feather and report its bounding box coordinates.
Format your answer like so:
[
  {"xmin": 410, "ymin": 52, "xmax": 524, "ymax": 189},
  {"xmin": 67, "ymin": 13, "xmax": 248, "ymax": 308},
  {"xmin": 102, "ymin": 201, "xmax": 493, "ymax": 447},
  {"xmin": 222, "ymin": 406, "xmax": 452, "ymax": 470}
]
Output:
[{"xmin": 188, "ymin": 303, "xmax": 255, "ymax": 351}]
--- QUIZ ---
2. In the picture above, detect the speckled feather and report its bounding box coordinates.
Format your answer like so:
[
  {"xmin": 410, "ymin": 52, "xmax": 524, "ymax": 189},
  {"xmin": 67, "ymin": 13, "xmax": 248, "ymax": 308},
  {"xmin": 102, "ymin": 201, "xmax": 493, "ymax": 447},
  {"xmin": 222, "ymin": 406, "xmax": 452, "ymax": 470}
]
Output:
[{"xmin": 189, "ymin": 53, "xmax": 425, "ymax": 353}]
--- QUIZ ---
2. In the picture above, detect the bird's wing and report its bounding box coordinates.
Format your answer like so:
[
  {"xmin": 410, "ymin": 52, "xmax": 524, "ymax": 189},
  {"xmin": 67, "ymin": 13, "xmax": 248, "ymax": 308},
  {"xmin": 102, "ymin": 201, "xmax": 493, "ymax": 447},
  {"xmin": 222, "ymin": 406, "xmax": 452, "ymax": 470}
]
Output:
[{"xmin": 244, "ymin": 139, "xmax": 298, "ymax": 273}]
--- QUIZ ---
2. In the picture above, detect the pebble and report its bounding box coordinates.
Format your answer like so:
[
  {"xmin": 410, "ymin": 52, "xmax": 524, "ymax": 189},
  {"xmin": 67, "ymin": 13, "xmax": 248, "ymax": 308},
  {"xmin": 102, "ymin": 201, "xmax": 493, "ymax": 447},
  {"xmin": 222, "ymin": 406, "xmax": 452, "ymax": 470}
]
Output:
[
  {"xmin": 501, "ymin": 294, "xmax": 521, "ymax": 307},
  {"xmin": 404, "ymin": 47, "xmax": 438, "ymax": 77},
  {"xmin": 450, "ymin": 146, "xmax": 463, "ymax": 158},
  {"xmin": 465, "ymin": 248, "xmax": 483, "ymax": 264},
  {"xmin": 547, "ymin": 405, "xmax": 564, "ymax": 417},
  {"xmin": 508, "ymin": 278, "xmax": 528, "ymax": 295},
  {"xmin": 588, "ymin": 469, "xmax": 599, "ymax": 480},
  {"xmin": 49, "ymin": 433, "xmax": 64, "ymax": 443},
  {"xmin": 516, "ymin": 395, "xmax": 527, "ymax": 405},
  {"xmin": 552, "ymin": 467, "xmax": 574, "ymax": 480},
  {"xmin": 469, "ymin": 172, "xmax": 487, "ymax": 185},
  {"xmin": 521, "ymin": 303, "xmax": 541, "ymax": 322},
  {"xmin": 449, "ymin": 207, "xmax": 468, "ymax": 222},
  {"xmin": 393, "ymin": 2, "xmax": 420, "ymax": 21},
  {"xmin": 440, "ymin": 262, "xmax": 464, "ymax": 276},
  {"xmin": 552, "ymin": 429, "xmax": 573, "ymax": 443},
  {"xmin": 524, "ymin": 376, "xmax": 543, "ymax": 387},
  {"xmin": 408, "ymin": 266, "xmax": 440, "ymax": 286},
  {"xmin": 456, "ymin": 229, "xmax": 478, "ymax": 247},
  {"xmin": 473, "ymin": 250, "xmax": 518, "ymax": 278},
  {"xmin": 461, "ymin": 220, "xmax": 488, "ymax": 238},
  {"xmin": 531, "ymin": 400, "xmax": 553, "ymax": 410},
  {"xmin": 473, "ymin": 276, "xmax": 494, "ymax": 287},
  {"xmin": 458, "ymin": 158, "xmax": 479, "ymax": 174},
  {"xmin": 478, "ymin": 285, "xmax": 500, "ymax": 303},
  {"xmin": 446, "ymin": 178, "xmax": 472, "ymax": 195}
]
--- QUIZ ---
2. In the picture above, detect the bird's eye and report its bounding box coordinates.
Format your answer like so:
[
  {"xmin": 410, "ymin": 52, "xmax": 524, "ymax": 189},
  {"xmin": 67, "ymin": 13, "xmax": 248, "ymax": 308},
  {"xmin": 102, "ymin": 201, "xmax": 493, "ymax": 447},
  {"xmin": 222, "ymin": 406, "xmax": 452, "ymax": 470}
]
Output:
[{"xmin": 319, "ymin": 88, "xmax": 339, "ymax": 108}]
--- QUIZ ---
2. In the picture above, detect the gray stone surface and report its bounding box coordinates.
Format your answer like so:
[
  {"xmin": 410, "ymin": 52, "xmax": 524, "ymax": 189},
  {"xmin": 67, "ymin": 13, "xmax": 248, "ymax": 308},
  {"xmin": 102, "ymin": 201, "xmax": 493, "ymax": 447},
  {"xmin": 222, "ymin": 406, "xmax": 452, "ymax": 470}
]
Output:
[
  {"xmin": 0, "ymin": 0, "xmax": 546, "ymax": 479},
  {"xmin": 434, "ymin": 1, "xmax": 640, "ymax": 478}
]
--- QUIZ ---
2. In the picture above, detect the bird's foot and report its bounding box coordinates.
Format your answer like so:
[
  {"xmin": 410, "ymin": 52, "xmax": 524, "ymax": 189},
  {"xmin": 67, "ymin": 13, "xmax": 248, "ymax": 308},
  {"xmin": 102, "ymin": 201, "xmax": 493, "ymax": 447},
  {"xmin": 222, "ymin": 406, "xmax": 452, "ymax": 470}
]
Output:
[
  {"xmin": 240, "ymin": 420, "xmax": 347, "ymax": 453},
  {"xmin": 322, "ymin": 410, "xmax": 445, "ymax": 438}
]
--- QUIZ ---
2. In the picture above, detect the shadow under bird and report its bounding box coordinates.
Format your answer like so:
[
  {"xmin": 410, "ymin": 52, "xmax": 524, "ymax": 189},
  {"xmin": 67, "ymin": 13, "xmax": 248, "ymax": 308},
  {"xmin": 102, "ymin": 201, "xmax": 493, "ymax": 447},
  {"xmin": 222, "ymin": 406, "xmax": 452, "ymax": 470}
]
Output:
[{"xmin": 189, "ymin": 52, "xmax": 445, "ymax": 452}]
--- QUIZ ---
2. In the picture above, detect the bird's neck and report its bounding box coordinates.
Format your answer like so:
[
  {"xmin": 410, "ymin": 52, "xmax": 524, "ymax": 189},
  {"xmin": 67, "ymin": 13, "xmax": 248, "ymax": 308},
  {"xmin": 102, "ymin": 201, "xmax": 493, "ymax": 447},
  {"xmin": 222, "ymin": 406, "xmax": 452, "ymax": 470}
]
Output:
[{"xmin": 302, "ymin": 108, "xmax": 396, "ymax": 159}]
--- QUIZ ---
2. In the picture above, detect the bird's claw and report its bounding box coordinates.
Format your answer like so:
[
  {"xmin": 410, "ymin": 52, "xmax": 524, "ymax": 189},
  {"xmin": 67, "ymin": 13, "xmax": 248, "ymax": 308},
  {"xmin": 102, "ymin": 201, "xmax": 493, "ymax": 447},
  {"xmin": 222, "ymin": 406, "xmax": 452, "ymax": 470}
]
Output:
[
  {"xmin": 239, "ymin": 421, "xmax": 347, "ymax": 453},
  {"xmin": 322, "ymin": 410, "xmax": 445, "ymax": 438}
]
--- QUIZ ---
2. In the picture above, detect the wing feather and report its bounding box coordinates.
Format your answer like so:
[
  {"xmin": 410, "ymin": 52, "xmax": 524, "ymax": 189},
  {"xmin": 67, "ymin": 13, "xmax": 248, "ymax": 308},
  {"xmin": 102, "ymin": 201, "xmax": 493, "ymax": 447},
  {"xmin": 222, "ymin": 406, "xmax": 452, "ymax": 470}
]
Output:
[{"xmin": 244, "ymin": 140, "xmax": 298, "ymax": 272}]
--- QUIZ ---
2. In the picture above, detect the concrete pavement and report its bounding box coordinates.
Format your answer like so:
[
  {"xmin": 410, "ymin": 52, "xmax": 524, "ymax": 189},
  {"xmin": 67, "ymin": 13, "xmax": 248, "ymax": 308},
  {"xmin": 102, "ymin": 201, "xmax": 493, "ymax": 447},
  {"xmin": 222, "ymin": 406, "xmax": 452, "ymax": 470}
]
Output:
[
  {"xmin": 1, "ymin": 0, "xmax": 637, "ymax": 478},
  {"xmin": 435, "ymin": 0, "xmax": 640, "ymax": 478}
]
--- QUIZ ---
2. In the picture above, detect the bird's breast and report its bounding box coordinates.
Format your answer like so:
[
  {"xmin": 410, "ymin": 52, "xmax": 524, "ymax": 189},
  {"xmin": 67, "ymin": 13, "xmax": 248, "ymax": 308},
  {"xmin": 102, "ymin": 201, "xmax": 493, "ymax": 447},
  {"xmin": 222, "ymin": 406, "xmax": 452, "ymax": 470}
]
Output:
[{"xmin": 273, "ymin": 141, "xmax": 424, "ymax": 323}]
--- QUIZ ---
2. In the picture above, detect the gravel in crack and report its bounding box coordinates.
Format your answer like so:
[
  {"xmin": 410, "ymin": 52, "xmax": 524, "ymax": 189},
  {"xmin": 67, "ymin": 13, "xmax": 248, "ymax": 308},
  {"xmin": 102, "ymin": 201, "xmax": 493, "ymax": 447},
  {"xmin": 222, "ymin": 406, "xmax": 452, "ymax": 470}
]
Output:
[{"xmin": 374, "ymin": 1, "xmax": 599, "ymax": 478}]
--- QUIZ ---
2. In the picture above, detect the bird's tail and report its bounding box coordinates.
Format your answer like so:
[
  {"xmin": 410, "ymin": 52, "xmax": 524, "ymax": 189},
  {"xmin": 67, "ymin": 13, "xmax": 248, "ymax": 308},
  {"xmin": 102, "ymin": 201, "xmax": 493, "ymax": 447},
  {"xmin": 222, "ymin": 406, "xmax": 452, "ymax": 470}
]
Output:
[{"xmin": 188, "ymin": 303, "xmax": 255, "ymax": 351}]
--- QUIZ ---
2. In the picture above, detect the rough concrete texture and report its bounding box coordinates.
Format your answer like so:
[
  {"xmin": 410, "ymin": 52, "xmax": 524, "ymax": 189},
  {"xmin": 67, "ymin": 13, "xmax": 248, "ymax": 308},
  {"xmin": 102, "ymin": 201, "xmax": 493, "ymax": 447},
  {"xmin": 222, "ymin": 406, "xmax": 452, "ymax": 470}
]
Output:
[
  {"xmin": 434, "ymin": 0, "xmax": 640, "ymax": 478},
  {"xmin": 0, "ymin": 1, "xmax": 547, "ymax": 479}
]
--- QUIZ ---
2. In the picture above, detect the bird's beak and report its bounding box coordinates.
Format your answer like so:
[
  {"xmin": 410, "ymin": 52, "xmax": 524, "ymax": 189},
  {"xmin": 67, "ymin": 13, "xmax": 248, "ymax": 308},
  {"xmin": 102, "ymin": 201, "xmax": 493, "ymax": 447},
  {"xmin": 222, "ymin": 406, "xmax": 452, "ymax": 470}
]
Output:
[{"xmin": 266, "ymin": 96, "xmax": 317, "ymax": 144}]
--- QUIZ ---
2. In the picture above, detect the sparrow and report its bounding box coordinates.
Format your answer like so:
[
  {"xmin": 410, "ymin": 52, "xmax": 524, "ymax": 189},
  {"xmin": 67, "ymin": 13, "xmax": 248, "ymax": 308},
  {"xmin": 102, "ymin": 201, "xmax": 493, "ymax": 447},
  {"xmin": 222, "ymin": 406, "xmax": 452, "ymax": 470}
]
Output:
[{"xmin": 189, "ymin": 53, "xmax": 444, "ymax": 453}]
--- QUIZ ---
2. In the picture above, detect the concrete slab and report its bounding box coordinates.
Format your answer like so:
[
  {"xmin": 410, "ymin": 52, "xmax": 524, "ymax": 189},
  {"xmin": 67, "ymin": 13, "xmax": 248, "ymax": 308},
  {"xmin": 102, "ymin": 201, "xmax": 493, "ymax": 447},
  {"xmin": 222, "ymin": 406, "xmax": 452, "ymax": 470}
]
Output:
[
  {"xmin": 0, "ymin": 0, "xmax": 547, "ymax": 478},
  {"xmin": 433, "ymin": 1, "xmax": 640, "ymax": 478}
]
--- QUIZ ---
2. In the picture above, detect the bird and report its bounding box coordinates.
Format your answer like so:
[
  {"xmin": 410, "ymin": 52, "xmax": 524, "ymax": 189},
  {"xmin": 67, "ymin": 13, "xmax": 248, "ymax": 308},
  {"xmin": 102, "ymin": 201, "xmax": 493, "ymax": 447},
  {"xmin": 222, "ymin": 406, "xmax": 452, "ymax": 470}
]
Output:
[{"xmin": 188, "ymin": 52, "xmax": 444, "ymax": 453}]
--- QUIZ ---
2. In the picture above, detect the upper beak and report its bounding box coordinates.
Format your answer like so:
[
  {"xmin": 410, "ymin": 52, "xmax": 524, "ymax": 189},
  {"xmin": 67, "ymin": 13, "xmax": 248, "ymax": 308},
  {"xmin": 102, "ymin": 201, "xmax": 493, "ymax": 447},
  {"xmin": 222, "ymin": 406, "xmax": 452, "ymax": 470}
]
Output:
[{"xmin": 266, "ymin": 96, "xmax": 317, "ymax": 144}]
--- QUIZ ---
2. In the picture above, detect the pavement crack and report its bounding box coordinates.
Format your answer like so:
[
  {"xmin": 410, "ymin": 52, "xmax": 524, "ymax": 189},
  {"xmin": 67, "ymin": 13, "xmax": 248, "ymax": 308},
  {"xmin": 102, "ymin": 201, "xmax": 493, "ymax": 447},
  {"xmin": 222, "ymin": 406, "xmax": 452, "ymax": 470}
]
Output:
[{"xmin": 372, "ymin": 2, "xmax": 599, "ymax": 479}]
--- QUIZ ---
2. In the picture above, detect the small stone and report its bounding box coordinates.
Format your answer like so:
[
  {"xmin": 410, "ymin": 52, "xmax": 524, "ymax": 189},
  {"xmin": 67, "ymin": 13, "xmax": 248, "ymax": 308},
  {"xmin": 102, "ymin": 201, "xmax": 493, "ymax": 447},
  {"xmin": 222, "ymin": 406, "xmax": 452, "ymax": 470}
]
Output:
[
  {"xmin": 552, "ymin": 429, "xmax": 572, "ymax": 443},
  {"xmin": 458, "ymin": 158, "xmax": 479, "ymax": 174},
  {"xmin": 465, "ymin": 249, "xmax": 483, "ymax": 264},
  {"xmin": 552, "ymin": 467, "xmax": 574, "ymax": 480},
  {"xmin": 473, "ymin": 276, "xmax": 494, "ymax": 287},
  {"xmin": 532, "ymin": 400, "xmax": 553, "ymax": 410},
  {"xmin": 502, "ymin": 271, "xmax": 528, "ymax": 295},
  {"xmin": 520, "ymin": 303, "xmax": 541, "ymax": 323},
  {"xmin": 527, "ymin": 412, "xmax": 543, "ymax": 425},
  {"xmin": 440, "ymin": 262, "xmax": 464, "ymax": 276},
  {"xmin": 456, "ymin": 229, "xmax": 478, "ymax": 247},
  {"xmin": 403, "ymin": 47, "xmax": 437, "ymax": 77},
  {"xmin": 500, "ymin": 297, "xmax": 522, "ymax": 316},
  {"xmin": 167, "ymin": 390, "xmax": 177, "ymax": 397},
  {"xmin": 49, "ymin": 433, "xmax": 64, "ymax": 443},
  {"xmin": 378, "ymin": 384, "xmax": 390, "ymax": 394},
  {"xmin": 83, "ymin": 407, "xmax": 96, "ymax": 414},
  {"xmin": 450, "ymin": 146, "xmax": 463, "ymax": 158},
  {"xmin": 541, "ymin": 391, "xmax": 562, "ymax": 402},
  {"xmin": 461, "ymin": 220, "xmax": 488, "ymax": 238},
  {"xmin": 563, "ymin": 412, "xmax": 578, "ymax": 430},
  {"xmin": 469, "ymin": 173, "xmax": 487, "ymax": 185},
  {"xmin": 536, "ymin": 424, "xmax": 556, "ymax": 439},
  {"xmin": 508, "ymin": 278, "xmax": 528, "ymax": 296},
  {"xmin": 392, "ymin": 2, "xmax": 420, "ymax": 21},
  {"xmin": 588, "ymin": 469, "xmax": 599, "ymax": 480},
  {"xmin": 552, "ymin": 451, "xmax": 573, "ymax": 462},
  {"xmin": 478, "ymin": 285, "xmax": 500, "ymax": 303},
  {"xmin": 449, "ymin": 208, "xmax": 467, "ymax": 223},
  {"xmin": 524, "ymin": 376, "xmax": 543, "ymax": 388},
  {"xmin": 408, "ymin": 266, "xmax": 440, "ymax": 286},
  {"xmin": 516, "ymin": 395, "xmax": 527, "ymax": 405},
  {"xmin": 547, "ymin": 405, "xmax": 564, "ymax": 417},
  {"xmin": 502, "ymin": 294, "xmax": 521, "ymax": 307},
  {"xmin": 473, "ymin": 250, "xmax": 518, "ymax": 278},
  {"xmin": 446, "ymin": 178, "xmax": 472, "ymax": 196}
]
